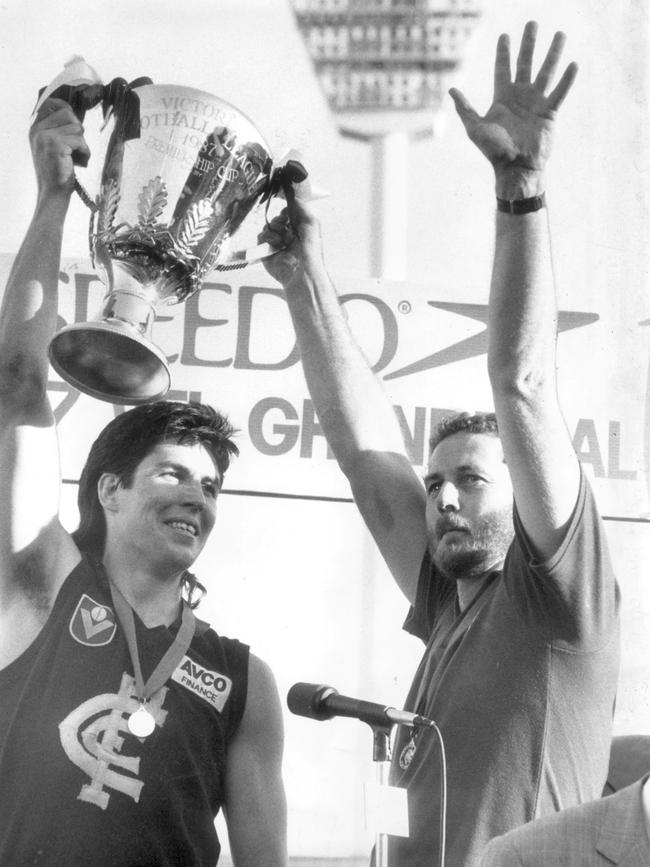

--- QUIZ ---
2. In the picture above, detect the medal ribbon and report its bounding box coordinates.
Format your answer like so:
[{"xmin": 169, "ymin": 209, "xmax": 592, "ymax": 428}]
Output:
[
  {"xmin": 109, "ymin": 581, "xmax": 196, "ymax": 703},
  {"xmin": 399, "ymin": 573, "xmax": 499, "ymax": 770}
]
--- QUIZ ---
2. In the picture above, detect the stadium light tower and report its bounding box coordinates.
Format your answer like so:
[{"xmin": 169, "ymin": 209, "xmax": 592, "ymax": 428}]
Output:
[{"xmin": 292, "ymin": 0, "xmax": 483, "ymax": 278}]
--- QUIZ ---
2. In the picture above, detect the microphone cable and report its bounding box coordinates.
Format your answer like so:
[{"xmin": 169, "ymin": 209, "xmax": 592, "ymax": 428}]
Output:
[
  {"xmin": 399, "ymin": 719, "xmax": 448, "ymax": 867},
  {"xmin": 428, "ymin": 719, "xmax": 447, "ymax": 867}
]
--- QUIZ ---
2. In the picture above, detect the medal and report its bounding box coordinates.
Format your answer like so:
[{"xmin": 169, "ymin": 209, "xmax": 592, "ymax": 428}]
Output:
[
  {"xmin": 108, "ymin": 578, "xmax": 196, "ymax": 740},
  {"xmin": 399, "ymin": 733, "xmax": 417, "ymax": 770},
  {"xmin": 128, "ymin": 704, "xmax": 156, "ymax": 738}
]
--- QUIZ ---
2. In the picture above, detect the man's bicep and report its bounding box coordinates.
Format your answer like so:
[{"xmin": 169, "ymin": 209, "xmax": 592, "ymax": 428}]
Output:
[
  {"xmin": 11, "ymin": 423, "xmax": 63, "ymax": 550},
  {"xmin": 347, "ymin": 451, "xmax": 428, "ymax": 606},
  {"xmin": 495, "ymin": 394, "xmax": 581, "ymax": 562},
  {"xmin": 0, "ymin": 420, "xmax": 77, "ymax": 600},
  {"xmin": 224, "ymin": 654, "xmax": 287, "ymax": 867}
]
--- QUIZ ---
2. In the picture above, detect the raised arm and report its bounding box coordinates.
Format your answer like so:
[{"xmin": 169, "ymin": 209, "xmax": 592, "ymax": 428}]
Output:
[
  {"xmin": 450, "ymin": 22, "xmax": 580, "ymax": 559},
  {"xmin": 223, "ymin": 654, "xmax": 287, "ymax": 867},
  {"xmin": 260, "ymin": 199, "xmax": 427, "ymax": 604},
  {"xmin": 0, "ymin": 101, "xmax": 85, "ymax": 637}
]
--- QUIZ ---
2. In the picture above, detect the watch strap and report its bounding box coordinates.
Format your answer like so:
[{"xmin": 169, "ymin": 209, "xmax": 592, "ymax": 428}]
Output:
[{"xmin": 496, "ymin": 193, "xmax": 546, "ymax": 215}]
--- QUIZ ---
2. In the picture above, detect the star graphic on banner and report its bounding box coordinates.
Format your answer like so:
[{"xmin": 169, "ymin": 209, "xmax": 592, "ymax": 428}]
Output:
[{"xmin": 384, "ymin": 302, "xmax": 599, "ymax": 382}]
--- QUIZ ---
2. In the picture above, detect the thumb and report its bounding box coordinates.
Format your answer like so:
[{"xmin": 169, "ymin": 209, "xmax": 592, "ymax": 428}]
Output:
[
  {"xmin": 286, "ymin": 187, "xmax": 317, "ymax": 235},
  {"xmin": 449, "ymin": 88, "xmax": 480, "ymax": 128}
]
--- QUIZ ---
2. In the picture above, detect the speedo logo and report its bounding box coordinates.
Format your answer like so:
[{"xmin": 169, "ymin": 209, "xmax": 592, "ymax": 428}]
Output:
[{"xmin": 171, "ymin": 656, "xmax": 232, "ymax": 712}]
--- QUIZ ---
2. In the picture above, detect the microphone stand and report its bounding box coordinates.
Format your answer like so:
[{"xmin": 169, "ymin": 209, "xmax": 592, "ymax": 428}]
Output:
[{"xmin": 370, "ymin": 724, "xmax": 393, "ymax": 867}]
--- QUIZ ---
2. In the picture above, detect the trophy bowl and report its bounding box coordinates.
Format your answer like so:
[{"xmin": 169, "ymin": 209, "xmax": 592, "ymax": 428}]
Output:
[{"xmin": 46, "ymin": 77, "xmax": 291, "ymax": 404}]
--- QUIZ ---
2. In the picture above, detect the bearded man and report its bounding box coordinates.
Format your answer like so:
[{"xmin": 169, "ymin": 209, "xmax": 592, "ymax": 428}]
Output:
[{"xmin": 260, "ymin": 22, "xmax": 620, "ymax": 867}]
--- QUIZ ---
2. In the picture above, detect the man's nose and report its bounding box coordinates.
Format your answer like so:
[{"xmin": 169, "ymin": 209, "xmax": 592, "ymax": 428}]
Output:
[
  {"xmin": 437, "ymin": 481, "xmax": 460, "ymax": 513},
  {"xmin": 181, "ymin": 481, "xmax": 206, "ymax": 510}
]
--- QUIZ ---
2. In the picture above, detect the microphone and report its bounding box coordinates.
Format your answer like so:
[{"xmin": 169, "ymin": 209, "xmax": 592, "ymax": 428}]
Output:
[{"xmin": 287, "ymin": 682, "xmax": 434, "ymax": 729}]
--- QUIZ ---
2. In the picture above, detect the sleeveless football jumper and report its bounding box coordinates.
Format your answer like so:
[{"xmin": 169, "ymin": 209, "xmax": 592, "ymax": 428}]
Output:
[{"xmin": 0, "ymin": 558, "xmax": 249, "ymax": 866}]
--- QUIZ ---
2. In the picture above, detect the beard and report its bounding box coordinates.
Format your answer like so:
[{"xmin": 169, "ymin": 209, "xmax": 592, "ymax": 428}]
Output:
[{"xmin": 431, "ymin": 508, "xmax": 513, "ymax": 583}]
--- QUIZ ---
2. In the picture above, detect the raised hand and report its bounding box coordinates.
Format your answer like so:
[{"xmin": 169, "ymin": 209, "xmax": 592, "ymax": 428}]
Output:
[
  {"xmin": 258, "ymin": 186, "xmax": 326, "ymax": 289},
  {"xmin": 450, "ymin": 21, "xmax": 577, "ymax": 197},
  {"xmin": 29, "ymin": 97, "xmax": 90, "ymax": 197}
]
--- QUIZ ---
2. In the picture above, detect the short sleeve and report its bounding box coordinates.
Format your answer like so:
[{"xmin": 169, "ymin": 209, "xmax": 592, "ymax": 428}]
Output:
[
  {"xmin": 403, "ymin": 549, "xmax": 456, "ymax": 643},
  {"xmin": 503, "ymin": 466, "xmax": 619, "ymax": 650}
]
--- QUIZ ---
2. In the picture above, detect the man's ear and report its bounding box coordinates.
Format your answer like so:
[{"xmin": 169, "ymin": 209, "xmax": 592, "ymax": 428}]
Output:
[{"xmin": 97, "ymin": 473, "xmax": 122, "ymax": 513}]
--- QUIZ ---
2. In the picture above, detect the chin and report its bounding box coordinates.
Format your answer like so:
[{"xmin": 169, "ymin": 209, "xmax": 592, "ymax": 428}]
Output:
[
  {"xmin": 433, "ymin": 546, "xmax": 491, "ymax": 582},
  {"xmin": 159, "ymin": 545, "xmax": 198, "ymax": 574}
]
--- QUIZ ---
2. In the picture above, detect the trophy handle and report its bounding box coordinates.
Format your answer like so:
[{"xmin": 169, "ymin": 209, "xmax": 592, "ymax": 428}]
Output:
[
  {"xmin": 36, "ymin": 76, "xmax": 153, "ymax": 211},
  {"xmin": 261, "ymin": 159, "xmax": 309, "ymax": 205},
  {"xmin": 214, "ymin": 159, "xmax": 309, "ymax": 272}
]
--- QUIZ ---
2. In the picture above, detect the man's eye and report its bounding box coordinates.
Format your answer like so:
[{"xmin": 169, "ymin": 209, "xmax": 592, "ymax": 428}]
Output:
[
  {"xmin": 203, "ymin": 482, "xmax": 217, "ymax": 497},
  {"xmin": 427, "ymin": 482, "xmax": 441, "ymax": 494}
]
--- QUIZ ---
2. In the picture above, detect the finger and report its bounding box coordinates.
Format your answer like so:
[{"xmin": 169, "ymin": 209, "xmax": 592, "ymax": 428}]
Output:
[
  {"xmin": 34, "ymin": 109, "xmax": 83, "ymax": 135},
  {"xmin": 35, "ymin": 96, "xmax": 70, "ymax": 115},
  {"xmin": 534, "ymin": 31, "xmax": 566, "ymax": 92},
  {"xmin": 34, "ymin": 101, "xmax": 79, "ymax": 128},
  {"xmin": 71, "ymin": 136, "xmax": 91, "ymax": 168},
  {"xmin": 284, "ymin": 187, "xmax": 318, "ymax": 235},
  {"xmin": 547, "ymin": 61, "xmax": 578, "ymax": 111},
  {"xmin": 285, "ymin": 182, "xmax": 303, "ymax": 232},
  {"xmin": 515, "ymin": 20, "xmax": 538, "ymax": 84},
  {"xmin": 283, "ymin": 177, "xmax": 297, "ymax": 208},
  {"xmin": 266, "ymin": 211, "xmax": 290, "ymax": 229},
  {"xmin": 285, "ymin": 179, "xmax": 317, "ymax": 235},
  {"xmin": 261, "ymin": 213, "xmax": 289, "ymax": 232},
  {"xmin": 31, "ymin": 121, "xmax": 88, "ymax": 152},
  {"xmin": 449, "ymin": 88, "xmax": 481, "ymax": 128},
  {"xmin": 36, "ymin": 121, "xmax": 86, "ymax": 139},
  {"xmin": 258, "ymin": 224, "xmax": 287, "ymax": 249},
  {"xmin": 261, "ymin": 209, "xmax": 295, "ymax": 240},
  {"xmin": 264, "ymin": 220, "xmax": 289, "ymax": 237},
  {"xmin": 493, "ymin": 33, "xmax": 511, "ymax": 95}
]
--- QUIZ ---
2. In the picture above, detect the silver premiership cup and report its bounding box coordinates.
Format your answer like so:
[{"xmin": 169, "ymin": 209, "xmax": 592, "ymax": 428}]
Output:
[{"xmin": 46, "ymin": 78, "xmax": 293, "ymax": 404}]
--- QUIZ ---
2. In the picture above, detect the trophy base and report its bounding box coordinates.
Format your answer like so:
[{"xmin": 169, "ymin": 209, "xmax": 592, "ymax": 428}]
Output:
[{"xmin": 48, "ymin": 321, "xmax": 171, "ymax": 405}]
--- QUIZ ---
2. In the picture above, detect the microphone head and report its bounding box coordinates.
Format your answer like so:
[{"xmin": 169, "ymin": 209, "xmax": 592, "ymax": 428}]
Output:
[{"xmin": 287, "ymin": 682, "xmax": 337, "ymax": 721}]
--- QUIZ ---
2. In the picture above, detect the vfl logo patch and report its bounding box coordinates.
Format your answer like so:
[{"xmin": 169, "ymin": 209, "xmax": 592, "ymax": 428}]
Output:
[
  {"xmin": 171, "ymin": 655, "xmax": 232, "ymax": 712},
  {"xmin": 69, "ymin": 594, "xmax": 117, "ymax": 647},
  {"xmin": 59, "ymin": 673, "xmax": 169, "ymax": 809}
]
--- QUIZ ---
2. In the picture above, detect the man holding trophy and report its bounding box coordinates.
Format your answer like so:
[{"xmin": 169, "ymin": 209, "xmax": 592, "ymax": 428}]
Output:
[
  {"xmin": 262, "ymin": 23, "xmax": 619, "ymax": 867},
  {"xmin": 0, "ymin": 96, "xmax": 287, "ymax": 865}
]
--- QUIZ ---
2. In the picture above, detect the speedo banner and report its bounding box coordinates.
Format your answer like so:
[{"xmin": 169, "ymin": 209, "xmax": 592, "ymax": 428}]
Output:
[{"xmin": 0, "ymin": 254, "xmax": 646, "ymax": 520}]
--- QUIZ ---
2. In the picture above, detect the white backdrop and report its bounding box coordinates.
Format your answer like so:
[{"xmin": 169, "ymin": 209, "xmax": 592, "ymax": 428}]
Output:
[{"xmin": 1, "ymin": 0, "xmax": 649, "ymax": 860}]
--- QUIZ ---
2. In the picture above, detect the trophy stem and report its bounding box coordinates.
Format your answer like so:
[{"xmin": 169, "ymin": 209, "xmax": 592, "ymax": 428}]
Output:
[{"xmin": 101, "ymin": 284, "xmax": 157, "ymax": 340}]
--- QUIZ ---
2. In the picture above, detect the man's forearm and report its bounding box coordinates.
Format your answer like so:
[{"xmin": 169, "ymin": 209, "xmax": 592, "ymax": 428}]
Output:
[
  {"xmin": 487, "ymin": 187, "xmax": 581, "ymax": 556},
  {"xmin": 487, "ymin": 204, "xmax": 558, "ymax": 393},
  {"xmin": 0, "ymin": 192, "xmax": 70, "ymax": 410},
  {"xmin": 262, "ymin": 199, "xmax": 428, "ymax": 601},
  {"xmin": 282, "ymin": 262, "xmax": 408, "ymax": 472}
]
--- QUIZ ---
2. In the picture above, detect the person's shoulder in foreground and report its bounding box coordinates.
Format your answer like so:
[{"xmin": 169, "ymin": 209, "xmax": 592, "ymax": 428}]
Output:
[{"xmin": 481, "ymin": 775, "xmax": 650, "ymax": 867}]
